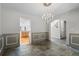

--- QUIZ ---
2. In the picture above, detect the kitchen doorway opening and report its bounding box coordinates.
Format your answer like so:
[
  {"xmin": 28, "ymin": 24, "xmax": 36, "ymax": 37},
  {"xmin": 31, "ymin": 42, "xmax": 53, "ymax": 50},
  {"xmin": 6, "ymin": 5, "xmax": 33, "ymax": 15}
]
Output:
[{"xmin": 20, "ymin": 17, "xmax": 31, "ymax": 45}]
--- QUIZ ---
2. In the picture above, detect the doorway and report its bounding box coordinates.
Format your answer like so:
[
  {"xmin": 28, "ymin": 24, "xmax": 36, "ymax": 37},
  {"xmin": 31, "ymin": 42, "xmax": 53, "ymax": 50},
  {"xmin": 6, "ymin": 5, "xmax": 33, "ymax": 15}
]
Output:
[
  {"xmin": 60, "ymin": 20, "xmax": 66, "ymax": 39},
  {"xmin": 50, "ymin": 19, "xmax": 66, "ymax": 45},
  {"xmin": 20, "ymin": 17, "xmax": 31, "ymax": 45}
]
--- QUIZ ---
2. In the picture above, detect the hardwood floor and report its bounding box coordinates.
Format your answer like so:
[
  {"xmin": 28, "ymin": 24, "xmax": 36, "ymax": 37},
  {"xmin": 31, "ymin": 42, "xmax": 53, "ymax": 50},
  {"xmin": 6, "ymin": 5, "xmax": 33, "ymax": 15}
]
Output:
[
  {"xmin": 20, "ymin": 37, "xmax": 29, "ymax": 45},
  {"xmin": 3, "ymin": 40, "xmax": 79, "ymax": 56}
]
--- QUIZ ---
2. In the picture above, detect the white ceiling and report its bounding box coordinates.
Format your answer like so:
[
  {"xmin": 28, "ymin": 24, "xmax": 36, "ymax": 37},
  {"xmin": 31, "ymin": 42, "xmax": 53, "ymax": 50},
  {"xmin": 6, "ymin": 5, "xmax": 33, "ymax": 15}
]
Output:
[{"xmin": 2, "ymin": 3, "xmax": 79, "ymax": 16}]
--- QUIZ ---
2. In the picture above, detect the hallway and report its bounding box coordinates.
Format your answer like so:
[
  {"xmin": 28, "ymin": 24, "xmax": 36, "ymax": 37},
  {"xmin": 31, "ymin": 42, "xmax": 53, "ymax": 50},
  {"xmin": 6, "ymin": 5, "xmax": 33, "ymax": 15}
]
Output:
[{"xmin": 3, "ymin": 40, "xmax": 79, "ymax": 56}]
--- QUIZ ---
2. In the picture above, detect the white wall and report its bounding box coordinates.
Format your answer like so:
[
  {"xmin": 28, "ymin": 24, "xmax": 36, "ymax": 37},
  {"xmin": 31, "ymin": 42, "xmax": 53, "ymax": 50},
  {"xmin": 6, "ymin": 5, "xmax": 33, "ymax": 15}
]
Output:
[
  {"xmin": 2, "ymin": 8, "xmax": 20, "ymax": 34},
  {"xmin": 0, "ymin": 4, "xmax": 2, "ymax": 35},
  {"xmin": 2, "ymin": 8, "xmax": 48, "ymax": 34},
  {"xmin": 54, "ymin": 7, "xmax": 79, "ymax": 44}
]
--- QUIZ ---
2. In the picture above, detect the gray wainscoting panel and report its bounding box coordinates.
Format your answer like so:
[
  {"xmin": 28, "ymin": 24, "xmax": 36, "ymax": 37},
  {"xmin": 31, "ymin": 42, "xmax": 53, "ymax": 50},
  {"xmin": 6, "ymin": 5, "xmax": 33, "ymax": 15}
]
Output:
[
  {"xmin": 0, "ymin": 38, "xmax": 2, "ymax": 51},
  {"xmin": 0, "ymin": 35, "xmax": 4, "ymax": 56},
  {"xmin": 72, "ymin": 37, "xmax": 79, "ymax": 44},
  {"xmin": 3, "ymin": 33, "xmax": 20, "ymax": 49},
  {"xmin": 6, "ymin": 35, "xmax": 18, "ymax": 45},
  {"xmin": 69, "ymin": 33, "xmax": 79, "ymax": 49},
  {"xmin": 32, "ymin": 32, "xmax": 49, "ymax": 44}
]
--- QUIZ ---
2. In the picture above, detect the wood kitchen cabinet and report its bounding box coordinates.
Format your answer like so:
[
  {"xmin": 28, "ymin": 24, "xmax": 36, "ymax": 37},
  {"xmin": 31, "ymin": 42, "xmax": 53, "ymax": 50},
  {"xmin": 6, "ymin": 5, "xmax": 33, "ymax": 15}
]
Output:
[{"xmin": 21, "ymin": 32, "xmax": 29, "ymax": 38}]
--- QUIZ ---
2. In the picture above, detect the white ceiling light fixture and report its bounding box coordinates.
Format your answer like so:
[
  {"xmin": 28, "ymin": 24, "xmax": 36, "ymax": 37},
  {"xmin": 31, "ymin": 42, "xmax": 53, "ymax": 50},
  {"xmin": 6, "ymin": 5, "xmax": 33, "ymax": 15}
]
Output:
[
  {"xmin": 42, "ymin": 3, "xmax": 53, "ymax": 24},
  {"xmin": 43, "ymin": 3, "xmax": 52, "ymax": 7}
]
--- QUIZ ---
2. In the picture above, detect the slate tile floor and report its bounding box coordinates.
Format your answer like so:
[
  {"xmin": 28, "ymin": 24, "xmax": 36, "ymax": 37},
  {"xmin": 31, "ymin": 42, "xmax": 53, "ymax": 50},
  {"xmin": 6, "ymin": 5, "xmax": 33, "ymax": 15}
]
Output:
[{"xmin": 3, "ymin": 40, "xmax": 79, "ymax": 56}]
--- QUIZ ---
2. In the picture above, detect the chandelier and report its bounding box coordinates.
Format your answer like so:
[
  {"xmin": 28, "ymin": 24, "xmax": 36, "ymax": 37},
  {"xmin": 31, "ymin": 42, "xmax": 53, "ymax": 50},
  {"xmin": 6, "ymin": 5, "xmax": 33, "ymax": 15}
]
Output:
[
  {"xmin": 42, "ymin": 3, "xmax": 53, "ymax": 24},
  {"xmin": 43, "ymin": 3, "xmax": 52, "ymax": 7}
]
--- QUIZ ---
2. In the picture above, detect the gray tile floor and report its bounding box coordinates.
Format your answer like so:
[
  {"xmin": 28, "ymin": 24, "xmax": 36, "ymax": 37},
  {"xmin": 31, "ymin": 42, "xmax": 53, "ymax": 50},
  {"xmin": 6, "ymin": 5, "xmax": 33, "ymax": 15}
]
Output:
[{"xmin": 3, "ymin": 40, "xmax": 79, "ymax": 56}]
